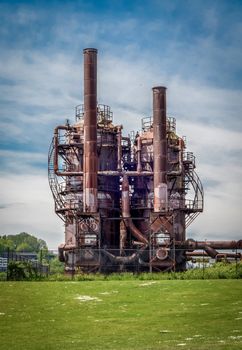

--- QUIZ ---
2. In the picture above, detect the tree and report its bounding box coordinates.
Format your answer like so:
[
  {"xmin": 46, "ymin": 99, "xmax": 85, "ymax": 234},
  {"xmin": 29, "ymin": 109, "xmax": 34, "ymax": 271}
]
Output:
[
  {"xmin": 16, "ymin": 242, "xmax": 33, "ymax": 252},
  {"xmin": 0, "ymin": 238, "xmax": 14, "ymax": 252},
  {"xmin": 0, "ymin": 232, "xmax": 48, "ymax": 252}
]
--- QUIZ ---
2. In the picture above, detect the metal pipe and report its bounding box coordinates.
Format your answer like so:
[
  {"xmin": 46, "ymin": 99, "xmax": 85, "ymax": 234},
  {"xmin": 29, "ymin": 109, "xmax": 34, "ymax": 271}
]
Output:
[
  {"xmin": 54, "ymin": 170, "xmax": 154, "ymax": 176},
  {"xmin": 58, "ymin": 244, "xmax": 76, "ymax": 251},
  {"xmin": 203, "ymin": 245, "xmax": 218, "ymax": 259},
  {"xmin": 216, "ymin": 253, "xmax": 241, "ymax": 260},
  {"xmin": 186, "ymin": 252, "xmax": 241, "ymax": 259},
  {"xmin": 120, "ymin": 220, "xmax": 127, "ymax": 255},
  {"xmin": 122, "ymin": 174, "xmax": 130, "ymax": 218},
  {"xmin": 116, "ymin": 125, "xmax": 122, "ymax": 171},
  {"xmin": 178, "ymin": 239, "xmax": 242, "ymax": 250},
  {"xmin": 136, "ymin": 136, "xmax": 142, "ymax": 173},
  {"xmin": 121, "ymin": 175, "xmax": 148, "ymax": 245},
  {"xmin": 103, "ymin": 249, "xmax": 142, "ymax": 264},
  {"xmin": 153, "ymin": 86, "xmax": 167, "ymax": 212},
  {"xmin": 83, "ymin": 48, "xmax": 98, "ymax": 213}
]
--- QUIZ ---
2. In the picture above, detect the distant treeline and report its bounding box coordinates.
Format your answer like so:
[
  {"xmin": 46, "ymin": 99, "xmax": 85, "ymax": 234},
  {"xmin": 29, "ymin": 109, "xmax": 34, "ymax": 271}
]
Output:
[{"xmin": 0, "ymin": 232, "xmax": 48, "ymax": 252}]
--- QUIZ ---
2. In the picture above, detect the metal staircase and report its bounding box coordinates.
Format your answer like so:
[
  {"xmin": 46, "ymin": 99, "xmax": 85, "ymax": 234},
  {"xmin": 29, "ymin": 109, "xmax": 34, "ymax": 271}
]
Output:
[{"xmin": 184, "ymin": 169, "xmax": 204, "ymax": 227}]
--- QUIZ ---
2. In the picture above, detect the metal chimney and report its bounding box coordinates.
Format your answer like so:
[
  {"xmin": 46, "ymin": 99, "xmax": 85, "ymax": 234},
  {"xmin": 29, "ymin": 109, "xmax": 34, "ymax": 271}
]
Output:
[
  {"xmin": 152, "ymin": 86, "xmax": 167, "ymax": 212},
  {"xmin": 83, "ymin": 48, "xmax": 98, "ymax": 212}
]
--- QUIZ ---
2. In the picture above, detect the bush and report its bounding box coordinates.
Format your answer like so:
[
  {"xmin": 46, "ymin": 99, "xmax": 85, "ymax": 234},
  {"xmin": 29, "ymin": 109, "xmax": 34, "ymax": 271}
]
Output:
[
  {"xmin": 43, "ymin": 262, "xmax": 242, "ymax": 281},
  {"xmin": 7, "ymin": 261, "xmax": 40, "ymax": 281},
  {"xmin": 4, "ymin": 260, "xmax": 241, "ymax": 282},
  {"xmin": 49, "ymin": 257, "xmax": 65, "ymax": 274},
  {"xmin": 0, "ymin": 272, "xmax": 7, "ymax": 281}
]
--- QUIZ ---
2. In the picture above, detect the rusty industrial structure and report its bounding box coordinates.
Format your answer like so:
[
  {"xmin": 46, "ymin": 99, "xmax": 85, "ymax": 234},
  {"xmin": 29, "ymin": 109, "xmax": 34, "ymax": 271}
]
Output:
[{"xmin": 48, "ymin": 48, "xmax": 242, "ymax": 273}]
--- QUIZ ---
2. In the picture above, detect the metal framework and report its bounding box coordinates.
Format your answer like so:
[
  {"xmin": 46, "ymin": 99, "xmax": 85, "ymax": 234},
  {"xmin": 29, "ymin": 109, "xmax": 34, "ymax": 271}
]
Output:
[{"xmin": 48, "ymin": 48, "xmax": 242, "ymax": 273}]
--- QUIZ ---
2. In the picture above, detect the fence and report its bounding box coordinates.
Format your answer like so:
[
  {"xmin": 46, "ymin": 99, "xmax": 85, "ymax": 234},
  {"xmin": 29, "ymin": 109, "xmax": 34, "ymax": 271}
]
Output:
[
  {"xmin": 1, "ymin": 247, "xmax": 241, "ymax": 280},
  {"xmin": 0, "ymin": 249, "xmax": 49, "ymax": 279},
  {"xmin": 61, "ymin": 247, "xmax": 242, "ymax": 277}
]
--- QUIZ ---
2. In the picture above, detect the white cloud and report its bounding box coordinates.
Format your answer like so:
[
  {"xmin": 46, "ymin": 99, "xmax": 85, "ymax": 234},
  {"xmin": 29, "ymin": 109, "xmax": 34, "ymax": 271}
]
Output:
[
  {"xmin": 0, "ymin": 50, "xmax": 81, "ymax": 111},
  {"xmin": 168, "ymin": 78, "xmax": 242, "ymax": 129},
  {"xmin": 0, "ymin": 2, "xmax": 241, "ymax": 246},
  {"xmin": 177, "ymin": 120, "xmax": 242, "ymax": 157},
  {"xmin": 0, "ymin": 173, "xmax": 63, "ymax": 249}
]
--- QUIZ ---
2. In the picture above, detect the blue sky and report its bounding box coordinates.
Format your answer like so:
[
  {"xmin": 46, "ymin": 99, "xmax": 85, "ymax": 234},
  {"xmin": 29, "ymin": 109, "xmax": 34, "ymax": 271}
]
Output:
[{"xmin": 0, "ymin": 0, "xmax": 241, "ymax": 248}]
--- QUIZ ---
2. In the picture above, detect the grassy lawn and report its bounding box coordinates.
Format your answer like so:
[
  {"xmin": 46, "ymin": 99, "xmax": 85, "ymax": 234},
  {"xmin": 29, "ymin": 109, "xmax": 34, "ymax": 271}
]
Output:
[{"xmin": 0, "ymin": 280, "xmax": 242, "ymax": 350}]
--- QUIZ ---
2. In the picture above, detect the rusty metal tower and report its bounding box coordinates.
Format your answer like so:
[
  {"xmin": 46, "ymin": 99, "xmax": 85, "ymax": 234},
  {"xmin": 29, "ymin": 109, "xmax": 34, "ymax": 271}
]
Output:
[{"xmin": 48, "ymin": 48, "xmax": 241, "ymax": 273}]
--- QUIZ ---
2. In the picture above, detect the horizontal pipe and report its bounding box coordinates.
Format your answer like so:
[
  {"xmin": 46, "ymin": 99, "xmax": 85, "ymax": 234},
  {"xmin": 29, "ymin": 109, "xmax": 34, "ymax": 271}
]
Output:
[
  {"xmin": 177, "ymin": 240, "xmax": 242, "ymax": 250},
  {"xmin": 197, "ymin": 240, "xmax": 242, "ymax": 250},
  {"xmin": 55, "ymin": 170, "xmax": 154, "ymax": 176},
  {"xmin": 103, "ymin": 250, "xmax": 140, "ymax": 264},
  {"xmin": 103, "ymin": 242, "xmax": 147, "ymax": 265},
  {"xmin": 55, "ymin": 168, "xmax": 181, "ymax": 177},
  {"xmin": 54, "ymin": 125, "xmax": 71, "ymax": 134},
  {"xmin": 216, "ymin": 253, "xmax": 241, "ymax": 259},
  {"xmin": 59, "ymin": 244, "xmax": 76, "ymax": 251},
  {"xmin": 186, "ymin": 252, "xmax": 241, "ymax": 259}
]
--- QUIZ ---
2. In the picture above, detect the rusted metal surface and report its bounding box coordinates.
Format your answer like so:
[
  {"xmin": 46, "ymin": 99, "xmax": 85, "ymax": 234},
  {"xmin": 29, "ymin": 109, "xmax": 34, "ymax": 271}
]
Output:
[
  {"xmin": 153, "ymin": 86, "xmax": 168, "ymax": 212},
  {"xmin": 182, "ymin": 240, "xmax": 242, "ymax": 250},
  {"xmin": 121, "ymin": 174, "xmax": 148, "ymax": 245},
  {"xmin": 136, "ymin": 136, "xmax": 142, "ymax": 173},
  {"xmin": 52, "ymin": 170, "xmax": 154, "ymax": 177},
  {"xmin": 116, "ymin": 125, "xmax": 122, "ymax": 171},
  {"xmin": 119, "ymin": 220, "xmax": 127, "ymax": 255},
  {"xmin": 121, "ymin": 174, "xmax": 130, "ymax": 218},
  {"xmin": 48, "ymin": 48, "xmax": 241, "ymax": 273},
  {"xmin": 83, "ymin": 48, "xmax": 98, "ymax": 213}
]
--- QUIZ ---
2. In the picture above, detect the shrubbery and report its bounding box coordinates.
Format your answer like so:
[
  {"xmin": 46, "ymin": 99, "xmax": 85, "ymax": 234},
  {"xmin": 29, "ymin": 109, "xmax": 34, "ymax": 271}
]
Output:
[
  {"xmin": 2, "ymin": 261, "xmax": 241, "ymax": 282},
  {"xmin": 49, "ymin": 257, "xmax": 65, "ymax": 274},
  {"xmin": 141, "ymin": 262, "xmax": 242, "ymax": 280},
  {"xmin": 0, "ymin": 272, "xmax": 7, "ymax": 281},
  {"xmin": 7, "ymin": 261, "xmax": 41, "ymax": 281},
  {"xmin": 45, "ymin": 261, "xmax": 242, "ymax": 281}
]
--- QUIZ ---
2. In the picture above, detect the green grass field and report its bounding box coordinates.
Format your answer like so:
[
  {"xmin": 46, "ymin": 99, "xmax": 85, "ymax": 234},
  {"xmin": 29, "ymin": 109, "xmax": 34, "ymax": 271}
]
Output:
[{"xmin": 0, "ymin": 280, "xmax": 242, "ymax": 350}]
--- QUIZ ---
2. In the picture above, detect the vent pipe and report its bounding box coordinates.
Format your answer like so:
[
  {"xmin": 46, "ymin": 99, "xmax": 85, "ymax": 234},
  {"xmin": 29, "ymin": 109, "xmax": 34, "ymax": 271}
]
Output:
[
  {"xmin": 152, "ymin": 86, "xmax": 167, "ymax": 212},
  {"xmin": 83, "ymin": 48, "xmax": 98, "ymax": 212}
]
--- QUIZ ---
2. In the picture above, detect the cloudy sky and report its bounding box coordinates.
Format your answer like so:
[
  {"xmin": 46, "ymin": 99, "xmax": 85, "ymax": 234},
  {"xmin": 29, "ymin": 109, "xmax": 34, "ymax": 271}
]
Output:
[{"xmin": 0, "ymin": 0, "xmax": 241, "ymax": 249}]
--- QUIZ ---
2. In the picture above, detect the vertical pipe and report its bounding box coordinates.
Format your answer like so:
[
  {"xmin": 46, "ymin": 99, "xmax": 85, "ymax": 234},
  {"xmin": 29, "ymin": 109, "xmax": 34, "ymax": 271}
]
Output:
[
  {"xmin": 122, "ymin": 174, "xmax": 130, "ymax": 218},
  {"xmin": 117, "ymin": 125, "xmax": 122, "ymax": 171},
  {"xmin": 83, "ymin": 48, "xmax": 98, "ymax": 212},
  {"xmin": 136, "ymin": 136, "xmax": 142, "ymax": 173},
  {"xmin": 119, "ymin": 220, "xmax": 127, "ymax": 255},
  {"xmin": 153, "ymin": 86, "xmax": 167, "ymax": 212}
]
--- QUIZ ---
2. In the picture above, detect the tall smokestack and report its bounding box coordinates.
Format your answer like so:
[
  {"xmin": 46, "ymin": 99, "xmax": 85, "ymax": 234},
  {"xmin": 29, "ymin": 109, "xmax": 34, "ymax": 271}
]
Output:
[
  {"xmin": 152, "ymin": 86, "xmax": 167, "ymax": 212},
  {"xmin": 83, "ymin": 48, "xmax": 98, "ymax": 212}
]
